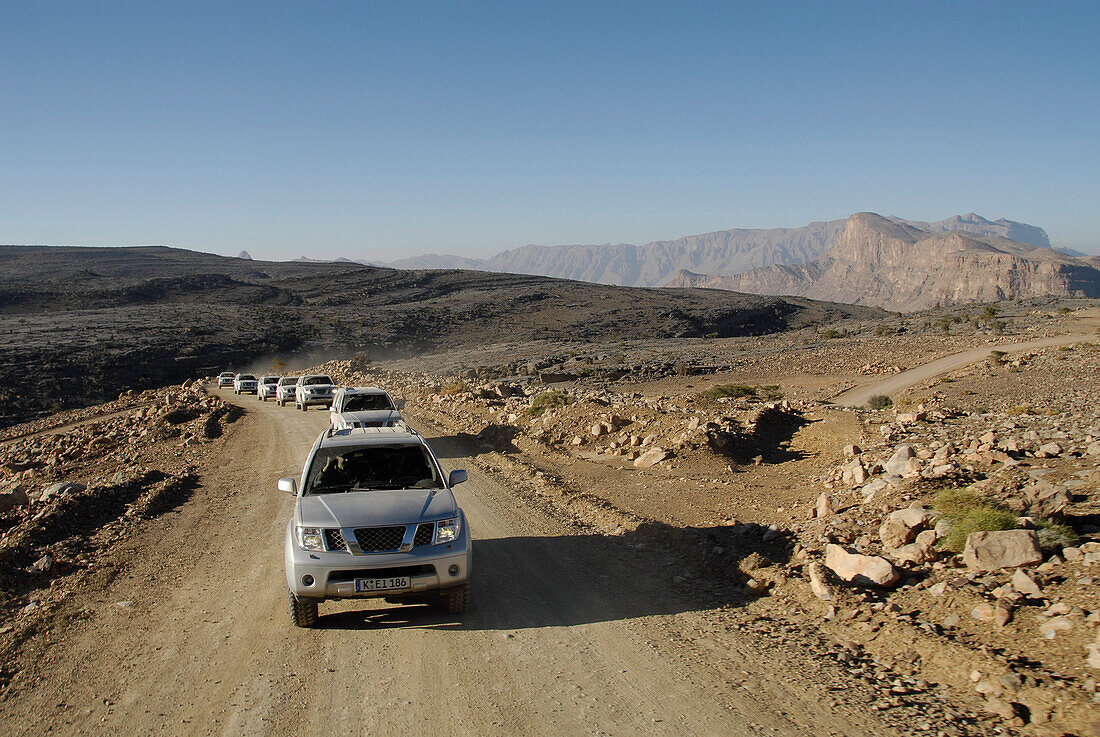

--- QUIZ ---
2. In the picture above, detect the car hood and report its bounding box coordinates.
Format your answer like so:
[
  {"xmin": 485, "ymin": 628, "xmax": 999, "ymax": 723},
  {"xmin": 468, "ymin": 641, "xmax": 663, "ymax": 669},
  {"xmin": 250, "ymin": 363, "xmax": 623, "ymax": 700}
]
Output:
[
  {"xmin": 297, "ymin": 488, "xmax": 456, "ymax": 528},
  {"xmin": 301, "ymin": 384, "xmax": 335, "ymax": 391}
]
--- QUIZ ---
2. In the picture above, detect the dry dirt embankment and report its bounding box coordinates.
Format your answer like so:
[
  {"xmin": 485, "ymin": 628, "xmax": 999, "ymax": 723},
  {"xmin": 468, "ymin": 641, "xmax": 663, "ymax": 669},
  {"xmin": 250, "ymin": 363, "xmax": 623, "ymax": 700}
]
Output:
[{"xmin": 2, "ymin": 387, "xmax": 982, "ymax": 737}]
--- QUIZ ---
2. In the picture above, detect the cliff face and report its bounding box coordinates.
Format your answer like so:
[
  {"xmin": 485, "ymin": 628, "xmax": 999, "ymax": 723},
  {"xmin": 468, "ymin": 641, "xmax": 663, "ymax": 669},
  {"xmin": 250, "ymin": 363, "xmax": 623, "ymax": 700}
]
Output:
[{"xmin": 669, "ymin": 213, "xmax": 1100, "ymax": 311}]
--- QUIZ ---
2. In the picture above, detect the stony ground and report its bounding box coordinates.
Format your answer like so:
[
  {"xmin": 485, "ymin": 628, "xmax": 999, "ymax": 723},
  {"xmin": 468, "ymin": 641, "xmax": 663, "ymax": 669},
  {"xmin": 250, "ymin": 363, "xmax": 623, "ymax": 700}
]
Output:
[
  {"xmin": 1, "ymin": 298, "xmax": 1098, "ymax": 735},
  {"xmin": 306, "ymin": 300, "xmax": 1100, "ymax": 735}
]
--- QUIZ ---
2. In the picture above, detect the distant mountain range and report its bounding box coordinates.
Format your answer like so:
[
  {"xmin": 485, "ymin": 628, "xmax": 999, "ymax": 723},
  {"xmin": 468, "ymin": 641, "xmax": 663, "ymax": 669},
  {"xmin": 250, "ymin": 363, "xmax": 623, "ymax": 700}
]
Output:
[
  {"xmin": 379, "ymin": 213, "xmax": 1060, "ymax": 288},
  {"xmin": 669, "ymin": 213, "xmax": 1100, "ymax": 311}
]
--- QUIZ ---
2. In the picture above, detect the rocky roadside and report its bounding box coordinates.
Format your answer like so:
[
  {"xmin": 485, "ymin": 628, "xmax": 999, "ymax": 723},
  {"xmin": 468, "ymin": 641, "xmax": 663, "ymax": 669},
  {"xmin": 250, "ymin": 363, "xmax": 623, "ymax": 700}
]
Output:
[
  {"xmin": 301, "ymin": 327, "xmax": 1099, "ymax": 735},
  {"xmin": 0, "ymin": 382, "xmax": 241, "ymax": 688}
]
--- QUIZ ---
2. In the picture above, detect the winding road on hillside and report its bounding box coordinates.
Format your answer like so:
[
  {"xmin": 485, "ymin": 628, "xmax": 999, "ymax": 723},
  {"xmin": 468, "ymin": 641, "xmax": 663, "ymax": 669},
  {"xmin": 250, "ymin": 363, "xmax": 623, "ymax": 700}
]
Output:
[
  {"xmin": 0, "ymin": 390, "xmax": 944, "ymax": 736},
  {"xmin": 832, "ymin": 311, "xmax": 1100, "ymax": 408}
]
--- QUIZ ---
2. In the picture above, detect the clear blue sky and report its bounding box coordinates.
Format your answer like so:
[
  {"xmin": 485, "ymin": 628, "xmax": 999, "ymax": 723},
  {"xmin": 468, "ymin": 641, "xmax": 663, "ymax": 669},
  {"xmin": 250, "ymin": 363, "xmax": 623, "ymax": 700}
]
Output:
[{"xmin": 2, "ymin": 1, "xmax": 1098, "ymax": 260}]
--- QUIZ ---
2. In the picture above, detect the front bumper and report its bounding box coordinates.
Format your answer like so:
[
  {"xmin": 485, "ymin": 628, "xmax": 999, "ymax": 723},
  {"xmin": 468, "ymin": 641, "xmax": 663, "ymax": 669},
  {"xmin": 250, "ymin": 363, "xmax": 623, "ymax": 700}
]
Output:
[
  {"xmin": 284, "ymin": 519, "xmax": 471, "ymax": 600},
  {"xmin": 299, "ymin": 395, "xmax": 333, "ymax": 406}
]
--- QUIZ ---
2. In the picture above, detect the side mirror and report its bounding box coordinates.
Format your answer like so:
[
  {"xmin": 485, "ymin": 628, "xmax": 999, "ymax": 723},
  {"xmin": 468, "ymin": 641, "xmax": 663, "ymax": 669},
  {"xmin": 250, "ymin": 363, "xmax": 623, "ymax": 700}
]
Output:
[
  {"xmin": 278, "ymin": 478, "xmax": 298, "ymax": 495},
  {"xmin": 395, "ymin": 399, "xmax": 406, "ymax": 410},
  {"xmin": 448, "ymin": 469, "xmax": 468, "ymax": 487}
]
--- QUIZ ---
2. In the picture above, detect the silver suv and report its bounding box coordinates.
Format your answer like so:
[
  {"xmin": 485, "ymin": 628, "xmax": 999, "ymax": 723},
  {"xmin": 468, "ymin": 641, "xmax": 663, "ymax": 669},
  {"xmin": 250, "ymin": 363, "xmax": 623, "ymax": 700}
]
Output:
[
  {"xmin": 295, "ymin": 374, "xmax": 336, "ymax": 411},
  {"xmin": 329, "ymin": 386, "xmax": 404, "ymax": 430},
  {"xmin": 258, "ymin": 375, "xmax": 280, "ymax": 401},
  {"xmin": 233, "ymin": 373, "xmax": 258, "ymax": 394},
  {"xmin": 281, "ymin": 427, "xmax": 472, "ymax": 627},
  {"xmin": 275, "ymin": 376, "xmax": 299, "ymax": 407}
]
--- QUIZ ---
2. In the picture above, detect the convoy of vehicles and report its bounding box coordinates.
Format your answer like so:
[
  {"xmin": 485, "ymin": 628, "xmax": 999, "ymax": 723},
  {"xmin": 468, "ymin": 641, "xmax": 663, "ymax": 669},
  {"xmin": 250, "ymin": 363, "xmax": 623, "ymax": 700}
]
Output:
[{"xmin": 213, "ymin": 369, "xmax": 465, "ymax": 627}]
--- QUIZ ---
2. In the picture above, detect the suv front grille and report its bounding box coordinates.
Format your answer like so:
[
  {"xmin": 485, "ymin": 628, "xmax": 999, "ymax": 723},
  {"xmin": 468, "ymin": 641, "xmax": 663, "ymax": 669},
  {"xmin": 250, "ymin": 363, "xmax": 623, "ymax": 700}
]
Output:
[
  {"xmin": 354, "ymin": 525, "xmax": 407, "ymax": 552},
  {"xmin": 325, "ymin": 528, "xmax": 347, "ymax": 552},
  {"xmin": 413, "ymin": 523, "xmax": 434, "ymax": 547}
]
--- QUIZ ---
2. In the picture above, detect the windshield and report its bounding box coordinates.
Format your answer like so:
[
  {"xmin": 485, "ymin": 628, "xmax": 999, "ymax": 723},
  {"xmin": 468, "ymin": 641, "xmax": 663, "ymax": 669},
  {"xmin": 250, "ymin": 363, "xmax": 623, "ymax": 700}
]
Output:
[
  {"xmin": 263, "ymin": 377, "xmax": 279, "ymax": 384},
  {"xmin": 280, "ymin": 377, "xmax": 299, "ymax": 385},
  {"xmin": 304, "ymin": 376, "xmax": 332, "ymax": 386},
  {"xmin": 343, "ymin": 394, "xmax": 395, "ymax": 412},
  {"xmin": 305, "ymin": 444, "xmax": 443, "ymax": 494},
  {"xmin": 239, "ymin": 374, "xmax": 256, "ymax": 381}
]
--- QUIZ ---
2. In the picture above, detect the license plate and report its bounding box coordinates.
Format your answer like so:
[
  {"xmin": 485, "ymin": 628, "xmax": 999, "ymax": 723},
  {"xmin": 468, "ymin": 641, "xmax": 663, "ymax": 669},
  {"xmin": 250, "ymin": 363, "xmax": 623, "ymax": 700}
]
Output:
[{"xmin": 354, "ymin": 576, "xmax": 410, "ymax": 592}]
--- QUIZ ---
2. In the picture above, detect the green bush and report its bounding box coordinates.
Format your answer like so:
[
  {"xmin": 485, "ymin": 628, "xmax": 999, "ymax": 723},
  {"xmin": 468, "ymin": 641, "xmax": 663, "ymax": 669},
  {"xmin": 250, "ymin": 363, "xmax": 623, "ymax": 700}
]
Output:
[
  {"xmin": 867, "ymin": 394, "xmax": 892, "ymax": 410},
  {"xmin": 945, "ymin": 507, "xmax": 1020, "ymax": 552},
  {"xmin": 526, "ymin": 390, "xmax": 572, "ymax": 416},
  {"xmin": 933, "ymin": 488, "xmax": 984, "ymax": 520},
  {"xmin": 934, "ymin": 488, "xmax": 1020, "ymax": 552},
  {"xmin": 437, "ymin": 380, "xmax": 471, "ymax": 396}
]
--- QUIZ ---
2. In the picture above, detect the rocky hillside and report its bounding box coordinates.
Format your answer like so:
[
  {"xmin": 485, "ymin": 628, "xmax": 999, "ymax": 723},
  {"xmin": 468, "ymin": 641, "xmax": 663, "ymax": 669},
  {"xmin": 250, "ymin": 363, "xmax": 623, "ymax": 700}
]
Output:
[
  {"xmin": 0, "ymin": 245, "xmax": 882, "ymax": 427},
  {"xmin": 669, "ymin": 213, "xmax": 1100, "ymax": 312},
  {"xmin": 387, "ymin": 214, "xmax": 1057, "ymax": 288}
]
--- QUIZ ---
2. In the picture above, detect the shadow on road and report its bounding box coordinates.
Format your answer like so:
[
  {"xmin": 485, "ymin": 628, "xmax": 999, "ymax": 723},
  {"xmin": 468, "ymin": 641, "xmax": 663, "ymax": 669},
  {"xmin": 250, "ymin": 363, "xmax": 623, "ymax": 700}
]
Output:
[
  {"xmin": 314, "ymin": 519, "xmax": 794, "ymax": 632},
  {"xmin": 426, "ymin": 427, "xmax": 520, "ymax": 459}
]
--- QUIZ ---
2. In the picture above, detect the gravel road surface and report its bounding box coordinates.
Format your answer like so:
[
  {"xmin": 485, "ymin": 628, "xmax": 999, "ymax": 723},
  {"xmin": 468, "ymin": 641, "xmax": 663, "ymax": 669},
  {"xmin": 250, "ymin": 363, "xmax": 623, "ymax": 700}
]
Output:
[{"xmin": 1, "ymin": 391, "xmax": 930, "ymax": 736}]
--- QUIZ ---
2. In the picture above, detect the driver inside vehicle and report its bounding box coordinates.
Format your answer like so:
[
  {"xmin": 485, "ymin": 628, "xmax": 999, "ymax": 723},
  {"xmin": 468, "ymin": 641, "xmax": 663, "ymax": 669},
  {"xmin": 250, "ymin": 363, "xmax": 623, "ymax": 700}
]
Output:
[{"xmin": 314, "ymin": 456, "xmax": 352, "ymax": 489}]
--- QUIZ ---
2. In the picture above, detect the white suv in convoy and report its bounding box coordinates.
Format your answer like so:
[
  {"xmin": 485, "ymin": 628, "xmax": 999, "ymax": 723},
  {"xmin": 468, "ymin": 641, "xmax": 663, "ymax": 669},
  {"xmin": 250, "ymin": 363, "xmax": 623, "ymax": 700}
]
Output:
[
  {"xmin": 276, "ymin": 377, "xmax": 300, "ymax": 407},
  {"xmin": 329, "ymin": 386, "xmax": 405, "ymax": 430},
  {"xmin": 295, "ymin": 374, "xmax": 336, "ymax": 411},
  {"xmin": 281, "ymin": 426, "xmax": 472, "ymax": 627},
  {"xmin": 233, "ymin": 373, "xmax": 259, "ymax": 394},
  {"xmin": 217, "ymin": 371, "xmax": 236, "ymax": 388},
  {"xmin": 258, "ymin": 375, "xmax": 280, "ymax": 401}
]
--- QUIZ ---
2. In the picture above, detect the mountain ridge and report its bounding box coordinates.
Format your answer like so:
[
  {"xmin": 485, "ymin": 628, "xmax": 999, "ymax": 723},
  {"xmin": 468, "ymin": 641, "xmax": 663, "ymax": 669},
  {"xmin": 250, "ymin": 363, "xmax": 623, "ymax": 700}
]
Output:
[
  {"xmin": 668, "ymin": 213, "xmax": 1100, "ymax": 311},
  {"xmin": 381, "ymin": 213, "xmax": 1059, "ymax": 287}
]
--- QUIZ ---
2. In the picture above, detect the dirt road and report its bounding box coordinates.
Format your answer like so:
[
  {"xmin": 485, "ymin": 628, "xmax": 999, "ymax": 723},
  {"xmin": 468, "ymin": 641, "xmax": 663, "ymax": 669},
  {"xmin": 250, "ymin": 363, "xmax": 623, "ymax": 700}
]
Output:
[
  {"xmin": 1, "ymin": 392, "xmax": 941, "ymax": 736},
  {"xmin": 832, "ymin": 327, "xmax": 1099, "ymax": 408}
]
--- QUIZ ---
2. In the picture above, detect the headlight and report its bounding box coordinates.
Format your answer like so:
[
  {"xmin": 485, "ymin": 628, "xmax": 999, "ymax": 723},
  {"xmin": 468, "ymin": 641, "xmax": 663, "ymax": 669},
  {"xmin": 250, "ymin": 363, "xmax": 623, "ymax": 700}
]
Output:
[
  {"xmin": 296, "ymin": 526, "xmax": 325, "ymax": 551},
  {"xmin": 435, "ymin": 517, "xmax": 460, "ymax": 544}
]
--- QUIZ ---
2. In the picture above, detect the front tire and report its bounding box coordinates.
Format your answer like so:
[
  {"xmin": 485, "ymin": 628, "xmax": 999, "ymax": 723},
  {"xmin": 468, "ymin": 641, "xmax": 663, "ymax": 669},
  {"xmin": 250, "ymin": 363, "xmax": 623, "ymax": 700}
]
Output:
[
  {"xmin": 288, "ymin": 589, "xmax": 319, "ymax": 627},
  {"xmin": 441, "ymin": 582, "xmax": 470, "ymax": 614}
]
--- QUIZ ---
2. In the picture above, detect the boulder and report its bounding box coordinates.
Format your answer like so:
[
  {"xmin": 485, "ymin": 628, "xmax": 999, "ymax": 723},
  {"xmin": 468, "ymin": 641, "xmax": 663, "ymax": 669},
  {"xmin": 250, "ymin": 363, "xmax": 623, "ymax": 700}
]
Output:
[
  {"xmin": 39, "ymin": 481, "xmax": 86, "ymax": 503},
  {"xmin": 633, "ymin": 447, "xmax": 669, "ymax": 469},
  {"xmin": 1087, "ymin": 642, "xmax": 1100, "ymax": 670},
  {"xmin": 884, "ymin": 445, "xmax": 921, "ymax": 476},
  {"xmin": 963, "ymin": 530, "xmax": 1042, "ymax": 570},
  {"xmin": 1010, "ymin": 568, "xmax": 1043, "ymax": 598},
  {"xmin": 878, "ymin": 507, "xmax": 933, "ymax": 549},
  {"xmin": 890, "ymin": 541, "xmax": 936, "ymax": 566},
  {"xmin": 1036, "ymin": 442, "xmax": 1063, "ymax": 458},
  {"xmin": 0, "ymin": 485, "xmax": 30, "ymax": 513},
  {"xmin": 807, "ymin": 562, "xmax": 838, "ymax": 601},
  {"xmin": 825, "ymin": 544, "xmax": 899, "ymax": 588},
  {"xmin": 842, "ymin": 458, "xmax": 868, "ymax": 485}
]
